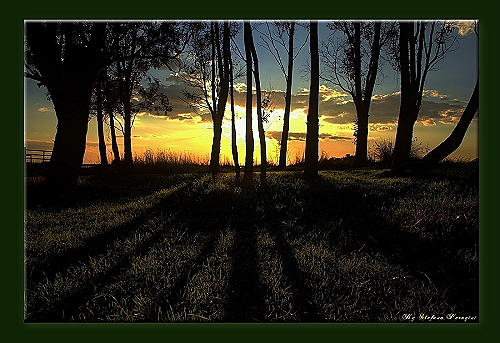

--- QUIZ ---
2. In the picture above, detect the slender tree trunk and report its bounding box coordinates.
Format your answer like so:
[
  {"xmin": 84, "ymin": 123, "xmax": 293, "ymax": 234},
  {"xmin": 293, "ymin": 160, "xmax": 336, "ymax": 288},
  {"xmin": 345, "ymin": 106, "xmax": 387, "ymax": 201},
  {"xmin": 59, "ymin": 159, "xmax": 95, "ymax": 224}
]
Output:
[
  {"xmin": 229, "ymin": 43, "xmax": 241, "ymax": 180},
  {"xmin": 96, "ymin": 73, "xmax": 108, "ymax": 166},
  {"xmin": 210, "ymin": 116, "xmax": 224, "ymax": 174},
  {"xmin": 248, "ymin": 27, "xmax": 267, "ymax": 184},
  {"xmin": 209, "ymin": 21, "xmax": 230, "ymax": 176},
  {"xmin": 304, "ymin": 21, "xmax": 320, "ymax": 181},
  {"xmin": 209, "ymin": 22, "xmax": 220, "ymax": 175},
  {"xmin": 209, "ymin": 118, "xmax": 223, "ymax": 175},
  {"xmin": 352, "ymin": 22, "xmax": 365, "ymax": 167},
  {"xmin": 116, "ymin": 59, "xmax": 135, "ymax": 166},
  {"xmin": 278, "ymin": 22, "xmax": 295, "ymax": 170},
  {"xmin": 123, "ymin": 100, "xmax": 133, "ymax": 165},
  {"xmin": 108, "ymin": 111, "xmax": 121, "ymax": 164},
  {"xmin": 103, "ymin": 75, "xmax": 121, "ymax": 164},
  {"xmin": 244, "ymin": 22, "xmax": 254, "ymax": 178}
]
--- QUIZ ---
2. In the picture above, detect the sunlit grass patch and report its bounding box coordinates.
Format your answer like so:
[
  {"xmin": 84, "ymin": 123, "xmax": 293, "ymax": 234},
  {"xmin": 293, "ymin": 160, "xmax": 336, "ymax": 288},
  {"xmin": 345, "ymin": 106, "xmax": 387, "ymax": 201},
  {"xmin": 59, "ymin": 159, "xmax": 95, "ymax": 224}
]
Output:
[
  {"xmin": 25, "ymin": 181, "xmax": 193, "ymax": 265},
  {"xmin": 256, "ymin": 228, "xmax": 298, "ymax": 321},
  {"xmin": 178, "ymin": 227, "xmax": 236, "ymax": 322}
]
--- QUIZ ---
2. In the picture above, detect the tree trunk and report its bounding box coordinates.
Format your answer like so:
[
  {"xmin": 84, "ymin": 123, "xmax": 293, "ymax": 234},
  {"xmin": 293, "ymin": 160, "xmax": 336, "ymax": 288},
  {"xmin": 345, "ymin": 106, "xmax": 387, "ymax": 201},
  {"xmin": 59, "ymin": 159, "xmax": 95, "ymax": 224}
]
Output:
[
  {"xmin": 103, "ymin": 75, "xmax": 121, "ymax": 164},
  {"xmin": 353, "ymin": 22, "xmax": 381, "ymax": 167},
  {"xmin": 108, "ymin": 111, "xmax": 121, "ymax": 164},
  {"xmin": 391, "ymin": 105, "xmax": 419, "ymax": 170},
  {"xmin": 354, "ymin": 104, "xmax": 369, "ymax": 167},
  {"xmin": 96, "ymin": 73, "xmax": 108, "ymax": 166},
  {"xmin": 303, "ymin": 21, "xmax": 320, "ymax": 181},
  {"xmin": 45, "ymin": 97, "xmax": 91, "ymax": 193},
  {"xmin": 229, "ymin": 44, "xmax": 241, "ymax": 181},
  {"xmin": 26, "ymin": 22, "xmax": 106, "ymax": 193},
  {"xmin": 248, "ymin": 27, "xmax": 267, "ymax": 184},
  {"xmin": 278, "ymin": 22, "xmax": 295, "ymax": 170},
  {"xmin": 244, "ymin": 22, "xmax": 254, "ymax": 178},
  {"xmin": 209, "ymin": 116, "xmax": 224, "ymax": 175},
  {"xmin": 209, "ymin": 22, "xmax": 230, "ymax": 176},
  {"xmin": 392, "ymin": 22, "xmax": 421, "ymax": 171},
  {"xmin": 123, "ymin": 101, "xmax": 133, "ymax": 166}
]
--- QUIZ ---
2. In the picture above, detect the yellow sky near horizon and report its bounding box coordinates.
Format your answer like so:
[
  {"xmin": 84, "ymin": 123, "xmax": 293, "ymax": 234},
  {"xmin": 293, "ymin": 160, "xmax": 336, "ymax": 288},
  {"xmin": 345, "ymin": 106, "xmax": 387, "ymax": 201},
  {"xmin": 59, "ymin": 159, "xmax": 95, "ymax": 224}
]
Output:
[
  {"xmin": 25, "ymin": 82, "xmax": 479, "ymax": 165},
  {"xmin": 79, "ymin": 100, "xmax": 478, "ymax": 166}
]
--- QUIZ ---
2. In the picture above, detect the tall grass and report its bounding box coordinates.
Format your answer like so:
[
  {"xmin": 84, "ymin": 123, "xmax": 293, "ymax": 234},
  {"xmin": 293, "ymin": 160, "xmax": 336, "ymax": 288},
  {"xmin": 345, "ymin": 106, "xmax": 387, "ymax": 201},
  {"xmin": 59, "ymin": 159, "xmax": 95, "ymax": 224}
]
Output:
[{"xmin": 134, "ymin": 149, "xmax": 209, "ymax": 167}]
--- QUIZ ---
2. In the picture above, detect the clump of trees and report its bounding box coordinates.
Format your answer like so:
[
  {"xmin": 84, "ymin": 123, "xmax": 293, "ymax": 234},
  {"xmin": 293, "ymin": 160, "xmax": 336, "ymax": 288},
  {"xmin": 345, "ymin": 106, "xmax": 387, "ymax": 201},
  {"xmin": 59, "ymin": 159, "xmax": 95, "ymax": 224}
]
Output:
[{"xmin": 25, "ymin": 20, "xmax": 478, "ymax": 194}]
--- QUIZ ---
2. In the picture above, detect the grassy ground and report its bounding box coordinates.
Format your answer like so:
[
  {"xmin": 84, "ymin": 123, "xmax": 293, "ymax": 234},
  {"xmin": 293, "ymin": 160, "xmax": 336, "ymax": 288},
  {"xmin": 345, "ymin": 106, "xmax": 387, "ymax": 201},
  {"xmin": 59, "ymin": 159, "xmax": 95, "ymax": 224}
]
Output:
[{"xmin": 24, "ymin": 165, "xmax": 479, "ymax": 322}]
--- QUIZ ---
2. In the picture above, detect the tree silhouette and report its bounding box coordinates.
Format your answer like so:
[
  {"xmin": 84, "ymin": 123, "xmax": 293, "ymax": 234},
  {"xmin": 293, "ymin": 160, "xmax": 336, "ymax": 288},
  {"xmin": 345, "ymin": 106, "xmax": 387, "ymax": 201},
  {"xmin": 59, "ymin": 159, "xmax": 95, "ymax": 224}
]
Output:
[
  {"xmin": 391, "ymin": 21, "xmax": 457, "ymax": 171},
  {"xmin": 108, "ymin": 22, "xmax": 180, "ymax": 166},
  {"xmin": 243, "ymin": 22, "xmax": 255, "ymax": 179},
  {"xmin": 248, "ymin": 23, "xmax": 267, "ymax": 183},
  {"xmin": 178, "ymin": 21, "xmax": 232, "ymax": 175},
  {"xmin": 257, "ymin": 21, "xmax": 308, "ymax": 170},
  {"xmin": 228, "ymin": 42, "xmax": 241, "ymax": 181},
  {"xmin": 101, "ymin": 68, "xmax": 122, "ymax": 165},
  {"xmin": 25, "ymin": 21, "xmax": 107, "ymax": 193},
  {"xmin": 391, "ymin": 78, "xmax": 478, "ymax": 175},
  {"xmin": 303, "ymin": 21, "xmax": 320, "ymax": 181},
  {"xmin": 210, "ymin": 22, "xmax": 231, "ymax": 175},
  {"xmin": 94, "ymin": 72, "xmax": 109, "ymax": 166},
  {"xmin": 322, "ymin": 21, "xmax": 396, "ymax": 167},
  {"xmin": 25, "ymin": 20, "xmax": 185, "ymax": 192}
]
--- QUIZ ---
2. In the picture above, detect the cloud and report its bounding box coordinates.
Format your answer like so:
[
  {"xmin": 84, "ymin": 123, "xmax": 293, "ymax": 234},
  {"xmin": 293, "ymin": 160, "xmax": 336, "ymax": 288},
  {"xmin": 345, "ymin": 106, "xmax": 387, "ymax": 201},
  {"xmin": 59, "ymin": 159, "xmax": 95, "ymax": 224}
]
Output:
[
  {"xmin": 319, "ymin": 91, "xmax": 469, "ymax": 127},
  {"xmin": 37, "ymin": 107, "xmax": 52, "ymax": 112},
  {"xmin": 319, "ymin": 133, "xmax": 352, "ymax": 141},
  {"xmin": 266, "ymin": 131, "xmax": 306, "ymax": 141},
  {"xmin": 452, "ymin": 20, "xmax": 477, "ymax": 36},
  {"xmin": 369, "ymin": 124, "xmax": 393, "ymax": 132},
  {"xmin": 266, "ymin": 130, "xmax": 351, "ymax": 142},
  {"xmin": 422, "ymin": 89, "xmax": 449, "ymax": 100},
  {"xmin": 141, "ymin": 76, "xmax": 470, "ymax": 132}
]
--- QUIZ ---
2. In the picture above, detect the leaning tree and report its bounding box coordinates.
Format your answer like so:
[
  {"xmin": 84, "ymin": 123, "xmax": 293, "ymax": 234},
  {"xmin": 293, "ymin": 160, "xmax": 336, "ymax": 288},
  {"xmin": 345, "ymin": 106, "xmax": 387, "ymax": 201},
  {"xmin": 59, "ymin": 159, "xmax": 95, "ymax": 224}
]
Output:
[
  {"xmin": 390, "ymin": 20, "xmax": 458, "ymax": 172},
  {"xmin": 392, "ymin": 23, "xmax": 479, "ymax": 174}
]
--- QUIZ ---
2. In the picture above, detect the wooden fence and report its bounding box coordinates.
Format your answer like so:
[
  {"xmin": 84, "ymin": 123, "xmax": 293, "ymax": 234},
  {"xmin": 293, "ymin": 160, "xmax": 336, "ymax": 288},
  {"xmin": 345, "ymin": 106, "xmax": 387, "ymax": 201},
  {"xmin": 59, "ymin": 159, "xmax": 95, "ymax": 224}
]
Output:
[{"xmin": 25, "ymin": 149, "xmax": 52, "ymax": 163}]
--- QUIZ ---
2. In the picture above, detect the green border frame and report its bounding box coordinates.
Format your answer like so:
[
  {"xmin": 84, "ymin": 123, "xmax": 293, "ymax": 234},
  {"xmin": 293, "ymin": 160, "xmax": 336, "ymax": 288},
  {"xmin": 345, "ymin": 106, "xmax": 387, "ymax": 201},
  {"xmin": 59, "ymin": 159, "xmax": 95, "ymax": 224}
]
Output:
[{"xmin": 5, "ymin": 1, "xmax": 499, "ymax": 342}]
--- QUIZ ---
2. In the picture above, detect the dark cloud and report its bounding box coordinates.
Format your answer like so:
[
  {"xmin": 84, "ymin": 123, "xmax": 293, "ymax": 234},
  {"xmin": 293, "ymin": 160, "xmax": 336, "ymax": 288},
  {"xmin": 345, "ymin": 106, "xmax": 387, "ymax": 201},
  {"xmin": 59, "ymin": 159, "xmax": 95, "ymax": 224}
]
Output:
[
  {"xmin": 140, "ymin": 81, "xmax": 213, "ymax": 122},
  {"xmin": 142, "ymin": 77, "xmax": 469, "ymax": 129},
  {"xmin": 266, "ymin": 131, "xmax": 306, "ymax": 141},
  {"xmin": 320, "ymin": 92, "xmax": 468, "ymax": 126},
  {"xmin": 319, "ymin": 133, "xmax": 352, "ymax": 141},
  {"xmin": 266, "ymin": 130, "xmax": 351, "ymax": 142}
]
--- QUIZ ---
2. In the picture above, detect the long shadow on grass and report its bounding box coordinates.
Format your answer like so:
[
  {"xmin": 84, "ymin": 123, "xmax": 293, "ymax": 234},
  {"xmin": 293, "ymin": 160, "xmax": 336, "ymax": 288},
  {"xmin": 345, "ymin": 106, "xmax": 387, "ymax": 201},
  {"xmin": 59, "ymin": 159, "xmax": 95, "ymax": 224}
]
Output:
[
  {"xmin": 312, "ymin": 174, "xmax": 479, "ymax": 319},
  {"xmin": 266, "ymin": 226, "xmax": 327, "ymax": 322},
  {"xmin": 70, "ymin": 226, "xmax": 224, "ymax": 323},
  {"xmin": 223, "ymin": 221, "xmax": 268, "ymax": 322},
  {"xmin": 25, "ymin": 182, "xmax": 194, "ymax": 287},
  {"xmin": 26, "ymin": 177, "xmax": 230, "ymax": 322}
]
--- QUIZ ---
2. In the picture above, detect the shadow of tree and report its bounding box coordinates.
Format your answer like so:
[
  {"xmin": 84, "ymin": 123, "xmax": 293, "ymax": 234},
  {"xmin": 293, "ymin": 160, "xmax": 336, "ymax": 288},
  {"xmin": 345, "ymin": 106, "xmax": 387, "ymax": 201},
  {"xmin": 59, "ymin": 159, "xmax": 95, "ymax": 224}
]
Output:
[{"xmin": 25, "ymin": 170, "xmax": 478, "ymax": 322}]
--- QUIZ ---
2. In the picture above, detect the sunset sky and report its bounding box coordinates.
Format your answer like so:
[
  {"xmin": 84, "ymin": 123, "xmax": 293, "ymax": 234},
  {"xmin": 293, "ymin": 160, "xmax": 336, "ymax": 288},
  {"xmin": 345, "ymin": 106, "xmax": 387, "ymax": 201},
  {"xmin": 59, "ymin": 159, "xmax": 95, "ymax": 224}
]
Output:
[{"xmin": 24, "ymin": 20, "xmax": 479, "ymax": 165}]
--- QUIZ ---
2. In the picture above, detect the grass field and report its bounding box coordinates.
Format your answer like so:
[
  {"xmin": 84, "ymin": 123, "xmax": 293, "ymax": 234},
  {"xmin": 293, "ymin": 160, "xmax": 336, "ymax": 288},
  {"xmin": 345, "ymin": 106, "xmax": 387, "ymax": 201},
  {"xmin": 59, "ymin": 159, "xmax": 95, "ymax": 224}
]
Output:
[{"xmin": 24, "ymin": 165, "xmax": 479, "ymax": 322}]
